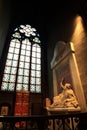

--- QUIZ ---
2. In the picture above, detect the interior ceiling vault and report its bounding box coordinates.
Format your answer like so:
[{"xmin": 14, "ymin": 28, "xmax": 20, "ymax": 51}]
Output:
[{"xmin": 10, "ymin": 0, "xmax": 87, "ymax": 42}]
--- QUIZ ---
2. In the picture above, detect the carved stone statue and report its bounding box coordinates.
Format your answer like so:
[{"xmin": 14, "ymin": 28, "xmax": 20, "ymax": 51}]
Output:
[{"xmin": 49, "ymin": 77, "xmax": 80, "ymax": 109}]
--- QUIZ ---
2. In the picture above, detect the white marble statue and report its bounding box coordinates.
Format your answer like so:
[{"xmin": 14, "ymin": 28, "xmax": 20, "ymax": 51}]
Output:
[{"xmin": 50, "ymin": 77, "xmax": 80, "ymax": 108}]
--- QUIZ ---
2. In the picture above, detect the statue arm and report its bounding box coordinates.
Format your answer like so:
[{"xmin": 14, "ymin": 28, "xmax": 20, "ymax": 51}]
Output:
[{"xmin": 60, "ymin": 77, "xmax": 65, "ymax": 89}]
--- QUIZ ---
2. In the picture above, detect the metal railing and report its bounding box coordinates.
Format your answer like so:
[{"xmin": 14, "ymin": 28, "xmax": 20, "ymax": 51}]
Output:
[{"xmin": 0, "ymin": 112, "xmax": 87, "ymax": 130}]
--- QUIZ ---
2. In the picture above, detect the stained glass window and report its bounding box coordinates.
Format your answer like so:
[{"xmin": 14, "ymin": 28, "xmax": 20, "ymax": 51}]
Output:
[{"xmin": 1, "ymin": 24, "xmax": 41, "ymax": 93}]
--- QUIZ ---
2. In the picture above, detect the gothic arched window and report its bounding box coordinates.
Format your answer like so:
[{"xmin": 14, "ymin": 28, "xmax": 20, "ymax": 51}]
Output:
[{"xmin": 1, "ymin": 24, "xmax": 41, "ymax": 93}]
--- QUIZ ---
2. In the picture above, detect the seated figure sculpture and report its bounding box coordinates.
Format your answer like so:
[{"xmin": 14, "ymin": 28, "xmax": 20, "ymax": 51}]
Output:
[{"xmin": 49, "ymin": 77, "xmax": 80, "ymax": 109}]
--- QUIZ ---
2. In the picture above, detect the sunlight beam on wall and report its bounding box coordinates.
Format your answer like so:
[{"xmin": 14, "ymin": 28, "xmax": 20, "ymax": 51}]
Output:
[{"xmin": 71, "ymin": 15, "xmax": 86, "ymax": 45}]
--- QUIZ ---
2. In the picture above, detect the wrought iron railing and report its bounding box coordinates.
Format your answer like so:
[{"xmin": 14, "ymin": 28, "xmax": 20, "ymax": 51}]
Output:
[{"xmin": 0, "ymin": 112, "xmax": 87, "ymax": 130}]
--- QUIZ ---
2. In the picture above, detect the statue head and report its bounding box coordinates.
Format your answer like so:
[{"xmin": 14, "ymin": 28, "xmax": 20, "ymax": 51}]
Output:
[{"xmin": 65, "ymin": 83, "xmax": 71, "ymax": 89}]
